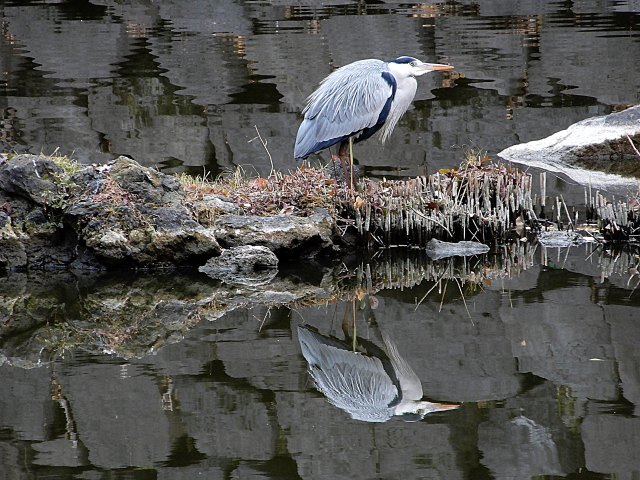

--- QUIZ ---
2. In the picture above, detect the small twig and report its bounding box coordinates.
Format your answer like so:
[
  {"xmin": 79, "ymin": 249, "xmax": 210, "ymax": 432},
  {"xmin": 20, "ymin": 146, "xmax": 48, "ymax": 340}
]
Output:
[
  {"xmin": 253, "ymin": 306, "xmax": 272, "ymax": 332},
  {"xmin": 415, "ymin": 269, "xmax": 449, "ymax": 310},
  {"xmin": 454, "ymin": 277, "xmax": 474, "ymax": 323},
  {"xmin": 560, "ymin": 194, "xmax": 574, "ymax": 230},
  {"xmin": 627, "ymin": 134, "xmax": 640, "ymax": 157},
  {"xmin": 584, "ymin": 242, "xmax": 603, "ymax": 262},
  {"xmin": 438, "ymin": 279, "xmax": 448, "ymax": 312},
  {"xmin": 248, "ymin": 125, "xmax": 275, "ymax": 178},
  {"xmin": 410, "ymin": 208, "xmax": 453, "ymax": 236}
]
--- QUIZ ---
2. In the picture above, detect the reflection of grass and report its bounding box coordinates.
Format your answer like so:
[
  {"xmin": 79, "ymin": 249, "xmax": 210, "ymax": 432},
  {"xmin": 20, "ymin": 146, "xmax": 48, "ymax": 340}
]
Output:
[
  {"xmin": 39, "ymin": 302, "xmax": 179, "ymax": 359},
  {"xmin": 40, "ymin": 318, "xmax": 128, "ymax": 359},
  {"xmin": 39, "ymin": 322, "xmax": 93, "ymax": 360},
  {"xmin": 333, "ymin": 242, "xmax": 535, "ymax": 296},
  {"xmin": 556, "ymin": 385, "xmax": 581, "ymax": 432}
]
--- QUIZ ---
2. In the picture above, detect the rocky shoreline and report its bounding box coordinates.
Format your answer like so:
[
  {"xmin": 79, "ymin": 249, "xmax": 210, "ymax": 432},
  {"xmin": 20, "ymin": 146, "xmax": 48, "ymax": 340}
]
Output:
[
  {"xmin": 2, "ymin": 101, "xmax": 640, "ymax": 365},
  {"xmin": 0, "ymin": 154, "xmax": 337, "ymax": 273},
  {"xmin": 1, "ymin": 105, "xmax": 639, "ymax": 276}
]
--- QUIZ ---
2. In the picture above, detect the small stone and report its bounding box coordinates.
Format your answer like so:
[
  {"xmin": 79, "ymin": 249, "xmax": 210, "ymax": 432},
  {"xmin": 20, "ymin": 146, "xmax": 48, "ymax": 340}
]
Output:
[
  {"xmin": 537, "ymin": 230, "xmax": 587, "ymax": 247},
  {"xmin": 199, "ymin": 245, "xmax": 279, "ymax": 286},
  {"xmin": 425, "ymin": 238, "xmax": 490, "ymax": 259}
]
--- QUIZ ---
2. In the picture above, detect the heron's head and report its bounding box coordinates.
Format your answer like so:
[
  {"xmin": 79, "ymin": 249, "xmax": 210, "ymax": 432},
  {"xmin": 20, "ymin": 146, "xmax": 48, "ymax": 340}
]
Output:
[
  {"xmin": 396, "ymin": 400, "xmax": 460, "ymax": 422},
  {"xmin": 388, "ymin": 56, "xmax": 454, "ymax": 78}
]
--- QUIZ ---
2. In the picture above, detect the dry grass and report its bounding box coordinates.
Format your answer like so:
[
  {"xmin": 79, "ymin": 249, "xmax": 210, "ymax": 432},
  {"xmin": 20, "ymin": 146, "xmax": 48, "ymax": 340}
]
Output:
[
  {"xmin": 177, "ymin": 157, "xmax": 538, "ymax": 246},
  {"xmin": 179, "ymin": 165, "xmax": 354, "ymax": 217},
  {"xmin": 349, "ymin": 158, "xmax": 536, "ymax": 245}
]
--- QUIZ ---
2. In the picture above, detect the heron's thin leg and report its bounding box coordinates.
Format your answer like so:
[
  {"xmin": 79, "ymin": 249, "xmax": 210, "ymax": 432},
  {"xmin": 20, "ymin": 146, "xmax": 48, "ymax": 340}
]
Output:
[
  {"xmin": 349, "ymin": 137, "xmax": 354, "ymax": 190},
  {"xmin": 337, "ymin": 141, "xmax": 350, "ymax": 188},
  {"xmin": 351, "ymin": 298, "xmax": 357, "ymax": 352}
]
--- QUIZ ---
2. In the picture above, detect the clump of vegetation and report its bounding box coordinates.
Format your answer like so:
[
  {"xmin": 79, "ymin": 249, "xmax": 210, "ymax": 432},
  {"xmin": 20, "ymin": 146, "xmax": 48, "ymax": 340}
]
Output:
[
  {"xmin": 48, "ymin": 152, "xmax": 84, "ymax": 177},
  {"xmin": 34, "ymin": 152, "xmax": 84, "ymax": 211},
  {"xmin": 177, "ymin": 154, "xmax": 538, "ymax": 246},
  {"xmin": 179, "ymin": 165, "xmax": 353, "ymax": 217},
  {"xmin": 588, "ymin": 188, "xmax": 640, "ymax": 243}
]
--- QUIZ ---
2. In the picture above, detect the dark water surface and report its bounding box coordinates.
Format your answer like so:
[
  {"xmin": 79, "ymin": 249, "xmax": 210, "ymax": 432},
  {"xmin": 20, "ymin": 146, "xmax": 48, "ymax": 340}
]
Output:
[
  {"xmin": 1, "ymin": 0, "xmax": 639, "ymax": 185},
  {"xmin": 1, "ymin": 1, "xmax": 640, "ymax": 479},
  {"xmin": 1, "ymin": 244, "xmax": 640, "ymax": 479}
]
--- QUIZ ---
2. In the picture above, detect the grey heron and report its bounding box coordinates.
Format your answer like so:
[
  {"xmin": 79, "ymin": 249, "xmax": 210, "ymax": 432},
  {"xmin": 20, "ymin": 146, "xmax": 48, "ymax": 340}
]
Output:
[
  {"xmin": 297, "ymin": 324, "xmax": 459, "ymax": 423},
  {"xmin": 294, "ymin": 56, "xmax": 453, "ymax": 184}
]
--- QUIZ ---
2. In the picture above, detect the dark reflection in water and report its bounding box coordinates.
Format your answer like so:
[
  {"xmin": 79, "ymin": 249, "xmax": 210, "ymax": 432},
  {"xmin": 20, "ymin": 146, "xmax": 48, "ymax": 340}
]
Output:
[{"xmin": 0, "ymin": 244, "xmax": 639, "ymax": 478}]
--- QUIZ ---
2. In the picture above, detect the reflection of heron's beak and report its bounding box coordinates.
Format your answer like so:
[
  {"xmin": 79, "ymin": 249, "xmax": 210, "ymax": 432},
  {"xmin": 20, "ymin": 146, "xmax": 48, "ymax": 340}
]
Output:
[
  {"xmin": 431, "ymin": 403, "xmax": 460, "ymax": 412},
  {"xmin": 421, "ymin": 63, "xmax": 454, "ymax": 72}
]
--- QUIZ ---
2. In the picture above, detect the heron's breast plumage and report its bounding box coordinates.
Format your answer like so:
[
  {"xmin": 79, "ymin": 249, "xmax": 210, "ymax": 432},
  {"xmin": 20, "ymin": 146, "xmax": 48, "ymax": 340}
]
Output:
[{"xmin": 378, "ymin": 75, "xmax": 417, "ymax": 143}]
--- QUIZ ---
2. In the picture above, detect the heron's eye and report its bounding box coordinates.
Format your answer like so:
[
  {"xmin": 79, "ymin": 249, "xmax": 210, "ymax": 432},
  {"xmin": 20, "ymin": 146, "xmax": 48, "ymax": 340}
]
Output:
[{"xmin": 410, "ymin": 61, "xmax": 417, "ymax": 67}]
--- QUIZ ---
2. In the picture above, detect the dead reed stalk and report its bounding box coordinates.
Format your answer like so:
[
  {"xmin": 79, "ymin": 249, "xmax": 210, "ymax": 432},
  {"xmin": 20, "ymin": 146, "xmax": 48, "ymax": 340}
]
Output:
[{"xmin": 349, "ymin": 162, "xmax": 537, "ymax": 247}]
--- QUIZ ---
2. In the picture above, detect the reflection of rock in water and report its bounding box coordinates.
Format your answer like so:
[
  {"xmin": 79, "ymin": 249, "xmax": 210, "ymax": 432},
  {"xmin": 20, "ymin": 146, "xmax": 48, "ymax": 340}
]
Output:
[
  {"xmin": 0, "ymin": 108, "xmax": 22, "ymax": 152},
  {"xmin": 297, "ymin": 324, "xmax": 458, "ymax": 423}
]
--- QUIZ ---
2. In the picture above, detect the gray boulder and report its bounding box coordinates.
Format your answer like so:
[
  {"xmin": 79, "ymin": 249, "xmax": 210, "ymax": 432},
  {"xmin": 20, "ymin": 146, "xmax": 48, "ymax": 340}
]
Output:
[
  {"xmin": 0, "ymin": 155, "xmax": 222, "ymax": 269},
  {"xmin": 199, "ymin": 245, "xmax": 279, "ymax": 286},
  {"xmin": 499, "ymin": 105, "xmax": 640, "ymax": 184},
  {"xmin": 0, "ymin": 154, "xmax": 66, "ymax": 205},
  {"xmin": 211, "ymin": 209, "xmax": 335, "ymax": 257},
  {"xmin": 64, "ymin": 157, "xmax": 222, "ymax": 267}
]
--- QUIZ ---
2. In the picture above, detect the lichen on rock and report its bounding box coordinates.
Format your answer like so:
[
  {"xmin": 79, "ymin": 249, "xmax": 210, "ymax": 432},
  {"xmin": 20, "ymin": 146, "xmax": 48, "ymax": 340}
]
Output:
[
  {"xmin": 0, "ymin": 154, "xmax": 223, "ymax": 270},
  {"xmin": 63, "ymin": 156, "xmax": 222, "ymax": 267}
]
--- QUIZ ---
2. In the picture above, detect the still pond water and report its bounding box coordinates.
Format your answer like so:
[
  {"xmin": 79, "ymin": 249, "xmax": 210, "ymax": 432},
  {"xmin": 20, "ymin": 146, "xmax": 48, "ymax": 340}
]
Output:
[
  {"xmin": 1, "ymin": 0, "xmax": 640, "ymax": 479},
  {"xmin": 1, "ymin": 245, "xmax": 640, "ymax": 479}
]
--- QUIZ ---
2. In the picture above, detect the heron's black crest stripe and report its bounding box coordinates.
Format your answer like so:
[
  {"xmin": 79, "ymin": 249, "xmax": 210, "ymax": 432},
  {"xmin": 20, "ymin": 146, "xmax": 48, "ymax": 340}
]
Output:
[{"xmin": 390, "ymin": 56, "xmax": 417, "ymax": 64}]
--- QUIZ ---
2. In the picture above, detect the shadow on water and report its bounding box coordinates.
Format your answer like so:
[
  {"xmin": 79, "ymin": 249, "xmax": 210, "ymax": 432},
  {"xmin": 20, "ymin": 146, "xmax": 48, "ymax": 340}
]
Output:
[{"xmin": 0, "ymin": 241, "xmax": 639, "ymax": 478}]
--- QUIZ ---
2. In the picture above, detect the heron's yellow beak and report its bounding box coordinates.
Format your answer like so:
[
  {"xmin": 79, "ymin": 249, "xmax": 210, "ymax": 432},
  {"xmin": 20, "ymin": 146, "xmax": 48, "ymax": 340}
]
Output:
[{"xmin": 422, "ymin": 63, "xmax": 454, "ymax": 71}]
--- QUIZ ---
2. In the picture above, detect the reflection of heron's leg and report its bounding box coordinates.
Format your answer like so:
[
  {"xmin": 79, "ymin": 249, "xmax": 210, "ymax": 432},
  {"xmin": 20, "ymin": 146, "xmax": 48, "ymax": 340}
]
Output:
[{"xmin": 341, "ymin": 298, "xmax": 358, "ymax": 351}]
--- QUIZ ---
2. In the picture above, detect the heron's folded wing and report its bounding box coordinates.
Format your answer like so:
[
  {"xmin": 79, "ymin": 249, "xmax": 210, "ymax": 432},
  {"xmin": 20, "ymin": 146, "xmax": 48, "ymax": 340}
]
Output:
[
  {"xmin": 298, "ymin": 326, "xmax": 398, "ymax": 422},
  {"xmin": 294, "ymin": 60, "xmax": 394, "ymax": 158}
]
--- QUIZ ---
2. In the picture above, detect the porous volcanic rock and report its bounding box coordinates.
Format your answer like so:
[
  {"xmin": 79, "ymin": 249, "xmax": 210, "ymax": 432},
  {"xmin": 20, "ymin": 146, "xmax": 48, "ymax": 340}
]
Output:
[
  {"xmin": 212, "ymin": 209, "xmax": 336, "ymax": 257},
  {"xmin": 199, "ymin": 245, "xmax": 279, "ymax": 286}
]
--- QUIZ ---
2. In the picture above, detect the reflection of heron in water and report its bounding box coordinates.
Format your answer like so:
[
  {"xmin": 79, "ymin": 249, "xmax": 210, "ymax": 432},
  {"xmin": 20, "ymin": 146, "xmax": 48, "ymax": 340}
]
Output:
[{"xmin": 297, "ymin": 324, "xmax": 459, "ymax": 423}]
